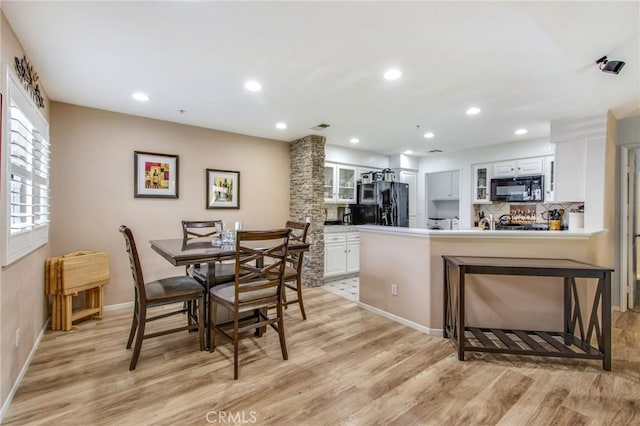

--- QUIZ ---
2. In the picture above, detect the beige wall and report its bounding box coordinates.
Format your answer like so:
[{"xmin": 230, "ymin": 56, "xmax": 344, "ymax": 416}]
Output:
[
  {"xmin": 1, "ymin": 13, "xmax": 52, "ymax": 409},
  {"xmin": 50, "ymin": 102, "xmax": 291, "ymax": 305}
]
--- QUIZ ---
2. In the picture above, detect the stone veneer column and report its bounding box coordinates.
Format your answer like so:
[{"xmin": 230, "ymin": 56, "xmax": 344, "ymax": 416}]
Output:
[{"xmin": 290, "ymin": 135, "xmax": 325, "ymax": 287}]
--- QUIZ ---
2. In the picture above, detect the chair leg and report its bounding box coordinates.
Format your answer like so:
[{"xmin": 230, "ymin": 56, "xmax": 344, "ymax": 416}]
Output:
[
  {"xmin": 276, "ymin": 302, "xmax": 288, "ymax": 361},
  {"xmin": 233, "ymin": 316, "xmax": 240, "ymax": 380},
  {"xmin": 126, "ymin": 299, "xmax": 139, "ymax": 349},
  {"xmin": 198, "ymin": 295, "xmax": 205, "ymax": 351},
  {"xmin": 282, "ymin": 287, "xmax": 288, "ymax": 310},
  {"xmin": 186, "ymin": 301, "xmax": 193, "ymax": 327},
  {"xmin": 296, "ymin": 277, "xmax": 306, "ymax": 320},
  {"xmin": 129, "ymin": 309, "xmax": 146, "ymax": 371},
  {"xmin": 209, "ymin": 298, "xmax": 218, "ymax": 352}
]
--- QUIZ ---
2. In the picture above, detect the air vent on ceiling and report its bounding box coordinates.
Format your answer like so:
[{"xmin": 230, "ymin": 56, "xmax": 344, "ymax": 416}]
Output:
[
  {"xmin": 427, "ymin": 149, "xmax": 443, "ymax": 154},
  {"xmin": 310, "ymin": 123, "xmax": 331, "ymax": 131}
]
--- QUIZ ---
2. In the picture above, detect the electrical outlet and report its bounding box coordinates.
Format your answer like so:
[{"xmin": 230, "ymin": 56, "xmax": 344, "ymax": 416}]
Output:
[
  {"xmin": 15, "ymin": 328, "xmax": 20, "ymax": 348},
  {"xmin": 391, "ymin": 284, "xmax": 398, "ymax": 296}
]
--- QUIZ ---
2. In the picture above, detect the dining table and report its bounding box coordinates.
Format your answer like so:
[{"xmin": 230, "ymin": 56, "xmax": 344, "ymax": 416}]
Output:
[{"xmin": 149, "ymin": 236, "xmax": 310, "ymax": 349}]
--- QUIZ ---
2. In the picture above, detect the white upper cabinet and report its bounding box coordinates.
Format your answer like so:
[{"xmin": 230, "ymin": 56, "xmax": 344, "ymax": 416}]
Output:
[
  {"xmin": 429, "ymin": 171, "xmax": 459, "ymax": 201},
  {"xmin": 492, "ymin": 157, "xmax": 544, "ymax": 178},
  {"xmin": 472, "ymin": 164, "xmax": 492, "ymax": 204},
  {"xmin": 324, "ymin": 163, "xmax": 357, "ymax": 203}
]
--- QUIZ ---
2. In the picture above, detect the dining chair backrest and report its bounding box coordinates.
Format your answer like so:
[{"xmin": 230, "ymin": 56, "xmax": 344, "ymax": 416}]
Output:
[
  {"xmin": 285, "ymin": 220, "xmax": 310, "ymax": 268},
  {"xmin": 181, "ymin": 220, "xmax": 223, "ymax": 240},
  {"xmin": 118, "ymin": 225, "xmax": 147, "ymax": 304},
  {"xmin": 233, "ymin": 229, "xmax": 291, "ymax": 309}
]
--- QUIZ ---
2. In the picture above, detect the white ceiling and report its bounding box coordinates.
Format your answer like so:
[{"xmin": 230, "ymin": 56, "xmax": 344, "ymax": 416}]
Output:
[{"xmin": 3, "ymin": 1, "xmax": 639, "ymax": 156}]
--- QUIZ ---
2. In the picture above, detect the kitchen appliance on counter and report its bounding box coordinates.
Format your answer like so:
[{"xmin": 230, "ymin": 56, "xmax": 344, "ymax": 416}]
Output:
[
  {"xmin": 352, "ymin": 181, "xmax": 409, "ymax": 227},
  {"xmin": 348, "ymin": 204, "xmax": 377, "ymax": 225},
  {"xmin": 381, "ymin": 168, "xmax": 396, "ymax": 182},
  {"xmin": 427, "ymin": 218, "xmax": 452, "ymax": 230},
  {"xmin": 490, "ymin": 175, "xmax": 544, "ymax": 202}
]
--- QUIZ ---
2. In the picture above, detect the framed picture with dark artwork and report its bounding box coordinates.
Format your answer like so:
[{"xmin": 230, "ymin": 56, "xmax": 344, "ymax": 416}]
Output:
[
  {"xmin": 206, "ymin": 169, "xmax": 240, "ymax": 209},
  {"xmin": 134, "ymin": 151, "xmax": 179, "ymax": 198}
]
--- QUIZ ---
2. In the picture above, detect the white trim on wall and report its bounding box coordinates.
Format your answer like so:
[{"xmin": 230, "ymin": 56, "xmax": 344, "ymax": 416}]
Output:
[
  {"xmin": 0, "ymin": 320, "xmax": 48, "ymax": 423},
  {"xmin": 358, "ymin": 301, "xmax": 443, "ymax": 336}
]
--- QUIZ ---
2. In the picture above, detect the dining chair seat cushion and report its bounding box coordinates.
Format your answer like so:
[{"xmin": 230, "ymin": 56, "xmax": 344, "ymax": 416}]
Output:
[
  {"xmin": 211, "ymin": 281, "xmax": 278, "ymax": 304},
  {"xmin": 145, "ymin": 276, "xmax": 204, "ymax": 301},
  {"xmin": 193, "ymin": 263, "xmax": 250, "ymax": 285}
]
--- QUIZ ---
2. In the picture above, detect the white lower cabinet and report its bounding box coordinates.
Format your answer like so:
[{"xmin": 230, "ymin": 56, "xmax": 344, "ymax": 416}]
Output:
[
  {"xmin": 324, "ymin": 231, "xmax": 359, "ymax": 278},
  {"xmin": 346, "ymin": 233, "xmax": 360, "ymax": 273}
]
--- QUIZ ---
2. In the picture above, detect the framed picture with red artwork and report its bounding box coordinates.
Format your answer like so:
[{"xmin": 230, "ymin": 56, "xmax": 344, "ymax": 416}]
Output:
[{"xmin": 134, "ymin": 151, "xmax": 179, "ymax": 199}]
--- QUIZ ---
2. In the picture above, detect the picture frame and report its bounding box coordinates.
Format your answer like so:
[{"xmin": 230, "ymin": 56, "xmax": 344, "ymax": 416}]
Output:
[
  {"xmin": 134, "ymin": 151, "xmax": 179, "ymax": 199},
  {"xmin": 206, "ymin": 169, "xmax": 240, "ymax": 209}
]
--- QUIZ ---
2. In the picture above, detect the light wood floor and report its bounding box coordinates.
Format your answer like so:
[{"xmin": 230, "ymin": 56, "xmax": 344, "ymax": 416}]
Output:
[{"xmin": 4, "ymin": 288, "xmax": 640, "ymax": 425}]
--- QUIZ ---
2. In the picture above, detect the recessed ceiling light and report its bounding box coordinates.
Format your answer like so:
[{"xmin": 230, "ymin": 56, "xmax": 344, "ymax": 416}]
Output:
[
  {"xmin": 245, "ymin": 80, "xmax": 262, "ymax": 92},
  {"xmin": 404, "ymin": 150, "xmax": 413, "ymax": 155},
  {"xmin": 423, "ymin": 132, "xmax": 435, "ymax": 139},
  {"xmin": 132, "ymin": 92, "xmax": 149, "ymax": 102},
  {"xmin": 514, "ymin": 128, "xmax": 528, "ymax": 135},
  {"xmin": 350, "ymin": 138, "xmax": 360, "ymax": 144},
  {"xmin": 466, "ymin": 107, "xmax": 481, "ymax": 115},
  {"xmin": 383, "ymin": 69, "xmax": 402, "ymax": 80},
  {"xmin": 275, "ymin": 122, "xmax": 287, "ymax": 130}
]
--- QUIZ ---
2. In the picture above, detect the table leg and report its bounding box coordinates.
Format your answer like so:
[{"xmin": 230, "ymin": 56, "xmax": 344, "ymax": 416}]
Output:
[
  {"xmin": 602, "ymin": 272, "xmax": 612, "ymax": 371},
  {"xmin": 563, "ymin": 277, "xmax": 571, "ymax": 344},
  {"xmin": 457, "ymin": 266, "xmax": 465, "ymax": 361},
  {"xmin": 205, "ymin": 261, "xmax": 216, "ymax": 350},
  {"xmin": 443, "ymin": 259, "xmax": 449, "ymax": 339}
]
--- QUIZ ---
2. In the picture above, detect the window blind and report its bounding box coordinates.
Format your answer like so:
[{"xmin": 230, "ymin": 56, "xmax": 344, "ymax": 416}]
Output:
[{"xmin": 3, "ymin": 71, "xmax": 50, "ymax": 265}]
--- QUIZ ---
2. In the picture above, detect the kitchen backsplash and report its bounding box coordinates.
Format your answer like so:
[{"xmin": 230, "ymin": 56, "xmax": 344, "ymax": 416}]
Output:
[
  {"xmin": 474, "ymin": 202, "xmax": 583, "ymax": 226},
  {"xmin": 325, "ymin": 204, "xmax": 343, "ymax": 221}
]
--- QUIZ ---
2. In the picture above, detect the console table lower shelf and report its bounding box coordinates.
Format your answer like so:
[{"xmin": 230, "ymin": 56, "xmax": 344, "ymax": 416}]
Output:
[{"xmin": 443, "ymin": 256, "xmax": 613, "ymax": 370}]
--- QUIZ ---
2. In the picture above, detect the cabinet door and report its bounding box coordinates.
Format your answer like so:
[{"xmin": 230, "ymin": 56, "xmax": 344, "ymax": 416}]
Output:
[
  {"xmin": 346, "ymin": 234, "xmax": 360, "ymax": 273},
  {"xmin": 472, "ymin": 164, "xmax": 492, "ymax": 203},
  {"xmin": 517, "ymin": 157, "xmax": 544, "ymax": 176},
  {"xmin": 430, "ymin": 171, "xmax": 452, "ymax": 200},
  {"xmin": 450, "ymin": 171, "xmax": 460, "ymax": 200},
  {"xmin": 324, "ymin": 242, "xmax": 347, "ymax": 276},
  {"xmin": 493, "ymin": 161, "xmax": 516, "ymax": 178},
  {"xmin": 336, "ymin": 165, "xmax": 357, "ymax": 203},
  {"xmin": 324, "ymin": 164, "xmax": 336, "ymax": 202}
]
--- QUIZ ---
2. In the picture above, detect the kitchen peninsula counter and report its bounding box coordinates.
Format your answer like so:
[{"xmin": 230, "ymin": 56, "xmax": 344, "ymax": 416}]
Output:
[
  {"xmin": 356, "ymin": 225, "xmax": 612, "ymax": 340},
  {"xmin": 357, "ymin": 225, "xmax": 604, "ymax": 239}
]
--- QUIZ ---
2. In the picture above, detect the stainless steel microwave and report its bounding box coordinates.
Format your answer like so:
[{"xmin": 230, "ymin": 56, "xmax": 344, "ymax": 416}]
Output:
[{"xmin": 490, "ymin": 176, "xmax": 544, "ymax": 202}]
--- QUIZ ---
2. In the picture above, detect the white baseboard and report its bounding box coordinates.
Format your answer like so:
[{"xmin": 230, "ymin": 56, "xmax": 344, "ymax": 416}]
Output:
[
  {"xmin": 0, "ymin": 319, "xmax": 49, "ymax": 423},
  {"xmin": 612, "ymin": 305, "xmax": 621, "ymax": 312},
  {"xmin": 357, "ymin": 301, "xmax": 443, "ymax": 336},
  {"xmin": 104, "ymin": 301, "xmax": 133, "ymax": 311}
]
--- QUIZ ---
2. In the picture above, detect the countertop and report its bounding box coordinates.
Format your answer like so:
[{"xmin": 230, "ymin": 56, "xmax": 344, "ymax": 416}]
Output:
[
  {"xmin": 324, "ymin": 225, "xmax": 359, "ymax": 233},
  {"xmin": 356, "ymin": 225, "xmax": 605, "ymax": 240}
]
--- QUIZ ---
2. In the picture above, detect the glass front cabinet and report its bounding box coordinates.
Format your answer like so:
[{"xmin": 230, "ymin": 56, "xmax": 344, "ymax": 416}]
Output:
[
  {"xmin": 324, "ymin": 163, "xmax": 357, "ymax": 203},
  {"xmin": 472, "ymin": 164, "xmax": 492, "ymax": 204}
]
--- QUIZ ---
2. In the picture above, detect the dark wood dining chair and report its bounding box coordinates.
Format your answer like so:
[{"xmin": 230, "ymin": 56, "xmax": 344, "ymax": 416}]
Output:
[
  {"xmin": 209, "ymin": 228, "xmax": 291, "ymax": 379},
  {"xmin": 181, "ymin": 220, "xmax": 237, "ymax": 285},
  {"xmin": 282, "ymin": 221, "xmax": 311, "ymax": 319},
  {"xmin": 119, "ymin": 225, "xmax": 205, "ymax": 370}
]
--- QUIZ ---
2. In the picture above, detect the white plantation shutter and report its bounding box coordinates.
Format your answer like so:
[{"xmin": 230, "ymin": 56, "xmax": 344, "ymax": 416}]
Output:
[{"xmin": 3, "ymin": 70, "xmax": 50, "ymax": 265}]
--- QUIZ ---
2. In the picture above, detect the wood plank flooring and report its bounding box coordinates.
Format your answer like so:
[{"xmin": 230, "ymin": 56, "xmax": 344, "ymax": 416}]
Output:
[{"xmin": 4, "ymin": 288, "xmax": 640, "ymax": 425}]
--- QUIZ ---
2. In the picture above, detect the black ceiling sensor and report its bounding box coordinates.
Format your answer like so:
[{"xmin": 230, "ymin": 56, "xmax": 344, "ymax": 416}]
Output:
[{"xmin": 596, "ymin": 55, "xmax": 626, "ymax": 74}]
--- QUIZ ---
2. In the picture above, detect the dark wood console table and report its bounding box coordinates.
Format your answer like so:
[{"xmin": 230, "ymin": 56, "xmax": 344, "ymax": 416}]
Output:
[{"xmin": 443, "ymin": 256, "xmax": 613, "ymax": 370}]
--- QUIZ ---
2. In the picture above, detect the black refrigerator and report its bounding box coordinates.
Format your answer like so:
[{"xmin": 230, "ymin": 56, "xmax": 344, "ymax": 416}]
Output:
[{"xmin": 351, "ymin": 182, "xmax": 409, "ymax": 227}]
